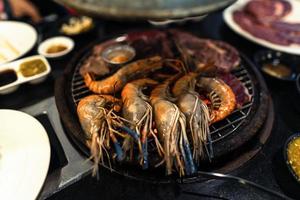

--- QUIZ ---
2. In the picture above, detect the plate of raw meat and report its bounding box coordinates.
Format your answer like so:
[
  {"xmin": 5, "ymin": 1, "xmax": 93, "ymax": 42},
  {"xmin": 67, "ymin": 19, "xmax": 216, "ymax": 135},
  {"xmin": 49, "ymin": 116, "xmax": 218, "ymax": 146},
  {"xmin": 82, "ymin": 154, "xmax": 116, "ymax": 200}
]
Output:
[{"xmin": 223, "ymin": 0, "xmax": 300, "ymax": 55}]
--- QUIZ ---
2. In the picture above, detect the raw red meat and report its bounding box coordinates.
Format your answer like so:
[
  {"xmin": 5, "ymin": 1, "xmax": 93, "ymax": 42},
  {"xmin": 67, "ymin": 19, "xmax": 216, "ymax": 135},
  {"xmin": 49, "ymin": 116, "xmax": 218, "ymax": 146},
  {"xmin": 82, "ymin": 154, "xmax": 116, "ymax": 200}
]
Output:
[
  {"xmin": 126, "ymin": 30, "xmax": 174, "ymax": 58},
  {"xmin": 271, "ymin": 21, "xmax": 300, "ymax": 32},
  {"xmin": 245, "ymin": 0, "xmax": 291, "ymax": 23},
  {"xmin": 170, "ymin": 30, "xmax": 240, "ymax": 73},
  {"xmin": 233, "ymin": 0, "xmax": 300, "ymax": 46},
  {"xmin": 233, "ymin": 11, "xmax": 291, "ymax": 45},
  {"xmin": 218, "ymin": 73, "xmax": 251, "ymax": 108},
  {"xmin": 80, "ymin": 40, "xmax": 115, "ymax": 76}
]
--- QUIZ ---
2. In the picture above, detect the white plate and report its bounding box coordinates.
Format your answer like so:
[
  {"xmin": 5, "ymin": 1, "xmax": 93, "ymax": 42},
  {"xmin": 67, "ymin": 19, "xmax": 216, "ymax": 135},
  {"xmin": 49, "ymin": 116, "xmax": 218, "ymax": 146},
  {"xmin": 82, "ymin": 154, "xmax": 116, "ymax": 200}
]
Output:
[
  {"xmin": 38, "ymin": 36, "xmax": 74, "ymax": 58},
  {"xmin": 0, "ymin": 109, "xmax": 50, "ymax": 200},
  {"xmin": 0, "ymin": 21, "xmax": 37, "ymax": 65},
  {"xmin": 223, "ymin": 0, "xmax": 300, "ymax": 55}
]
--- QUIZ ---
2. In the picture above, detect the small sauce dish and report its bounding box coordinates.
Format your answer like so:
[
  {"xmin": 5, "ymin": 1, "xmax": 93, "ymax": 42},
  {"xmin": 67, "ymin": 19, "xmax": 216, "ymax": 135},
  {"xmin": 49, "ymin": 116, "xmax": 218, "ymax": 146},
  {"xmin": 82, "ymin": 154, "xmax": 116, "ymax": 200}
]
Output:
[
  {"xmin": 0, "ymin": 55, "xmax": 51, "ymax": 94},
  {"xmin": 254, "ymin": 50, "xmax": 298, "ymax": 81},
  {"xmin": 101, "ymin": 44, "xmax": 136, "ymax": 65},
  {"xmin": 284, "ymin": 133, "xmax": 300, "ymax": 184},
  {"xmin": 38, "ymin": 36, "xmax": 74, "ymax": 58}
]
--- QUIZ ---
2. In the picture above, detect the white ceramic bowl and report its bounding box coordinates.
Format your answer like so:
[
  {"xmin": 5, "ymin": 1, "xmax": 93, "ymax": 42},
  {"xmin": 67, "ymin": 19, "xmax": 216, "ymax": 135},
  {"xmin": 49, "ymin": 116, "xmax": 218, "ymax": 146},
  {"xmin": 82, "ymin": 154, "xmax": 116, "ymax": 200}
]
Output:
[{"xmin": 38, "ymin": 36, "xmax": 74, "ymax": 58}]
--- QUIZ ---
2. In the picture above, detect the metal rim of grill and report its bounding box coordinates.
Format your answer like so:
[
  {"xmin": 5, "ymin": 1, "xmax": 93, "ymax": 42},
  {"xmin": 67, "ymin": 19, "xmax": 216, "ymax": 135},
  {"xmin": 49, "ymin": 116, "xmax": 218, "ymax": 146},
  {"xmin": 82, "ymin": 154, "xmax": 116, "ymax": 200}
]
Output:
[{"xmin": 70, "ymin": 55, "xmax": 254, "ymax": 144}]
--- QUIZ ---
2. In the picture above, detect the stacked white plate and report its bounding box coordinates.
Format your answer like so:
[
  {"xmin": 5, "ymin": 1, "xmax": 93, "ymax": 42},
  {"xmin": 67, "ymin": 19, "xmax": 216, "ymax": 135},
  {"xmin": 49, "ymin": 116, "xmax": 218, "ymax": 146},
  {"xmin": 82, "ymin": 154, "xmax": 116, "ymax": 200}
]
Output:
[
  {"xmin": 0, "ymin": 110, "xmax": 50, "ymax": 200},
  {"xmin": 0, "ymin": 21, "xmax": 37, "ymax": 65}
]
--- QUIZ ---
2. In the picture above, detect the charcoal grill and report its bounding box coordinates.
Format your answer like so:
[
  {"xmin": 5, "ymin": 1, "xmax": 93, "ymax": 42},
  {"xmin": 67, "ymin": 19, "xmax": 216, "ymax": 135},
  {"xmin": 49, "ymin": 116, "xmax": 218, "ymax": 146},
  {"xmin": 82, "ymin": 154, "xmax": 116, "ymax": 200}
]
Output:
[{"xmin": 55, "ymin": 29, "xmax": 272, "ymax": 183}]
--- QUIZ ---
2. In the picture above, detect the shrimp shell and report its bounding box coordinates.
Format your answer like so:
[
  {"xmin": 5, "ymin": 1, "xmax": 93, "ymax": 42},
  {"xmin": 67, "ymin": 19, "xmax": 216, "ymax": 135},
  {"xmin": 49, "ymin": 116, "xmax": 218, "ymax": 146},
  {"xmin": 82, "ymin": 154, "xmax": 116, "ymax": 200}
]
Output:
[
  {"xmin": 150, "ymin": 77, "xmax": 195, "ymax": 176},
  {"xmin": 197, "ymin": 77, "xmax": 236, "ymax": 123},
  {"xmin": 77, "ymin": 95, "xmax": 123, "ymax": 175},
  {"xmin": 122, "ymin": 79, "xmax": 158, "ymax": 126},
  {"xmin": 121, "ymin": 78, "xmax": 164, "ymax": 167},
  {"xmin": 173, "ymin": 73, "xmax": 211, "ymax": 162},
  {"xmin": 83, "ymin": 56, "xmax": 163, "ymax": 94}
]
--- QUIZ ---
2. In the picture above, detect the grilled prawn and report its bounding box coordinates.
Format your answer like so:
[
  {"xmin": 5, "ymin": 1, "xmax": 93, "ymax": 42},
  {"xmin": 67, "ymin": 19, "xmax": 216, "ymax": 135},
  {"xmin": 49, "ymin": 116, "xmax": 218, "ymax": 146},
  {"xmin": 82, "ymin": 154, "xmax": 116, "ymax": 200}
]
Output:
[
  {"xmin": 196, "ymin": 76, "xmax": 236, "ymax": 123},
  {"xmin": 173, "ymin": 72, "xmax": 236, "ymax": 124},
  {"xmin": 173, "ymin": 73, "xmax": 212, "ymax": 162},
  {"xmin": 77, "ymin": 95, "xmax": 137, "ymax": 175},
  {"xmin": 83, "ymin": 56, "xmax": 163, "ymax": 94},
  {"xmin": 150, "ymin": 77, "xmax": 196, "ymax": 176},
  {"xmin": 121, "ymin": 79, "xmax": 163, "ymax": 168}
]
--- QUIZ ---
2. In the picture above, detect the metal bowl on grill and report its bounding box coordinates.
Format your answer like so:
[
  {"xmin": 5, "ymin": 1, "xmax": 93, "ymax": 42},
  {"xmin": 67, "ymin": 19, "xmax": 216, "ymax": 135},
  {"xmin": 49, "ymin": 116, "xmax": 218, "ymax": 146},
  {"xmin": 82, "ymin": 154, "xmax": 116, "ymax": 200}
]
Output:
[
  {"xmin": 54, "ymin": 29, "xmax": 272, "ymax": 183},
  {"xmin": 101, "ymin": 44, "xmax": 136, "ymax": 65}
]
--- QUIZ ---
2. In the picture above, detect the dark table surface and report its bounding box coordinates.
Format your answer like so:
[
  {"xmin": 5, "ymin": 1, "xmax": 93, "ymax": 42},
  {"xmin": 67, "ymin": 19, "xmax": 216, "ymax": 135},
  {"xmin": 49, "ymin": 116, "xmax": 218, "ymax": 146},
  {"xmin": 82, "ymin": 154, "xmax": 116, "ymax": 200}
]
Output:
[{"xmin": 1, "ymin": 10, "xmax": 300, "ymax": 200}]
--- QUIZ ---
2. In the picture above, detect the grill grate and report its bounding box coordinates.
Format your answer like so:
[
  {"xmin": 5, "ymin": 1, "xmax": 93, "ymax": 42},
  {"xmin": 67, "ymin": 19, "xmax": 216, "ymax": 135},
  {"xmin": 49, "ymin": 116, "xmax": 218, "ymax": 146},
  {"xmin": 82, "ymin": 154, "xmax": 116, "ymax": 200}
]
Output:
[
  {"xmin": 71, "ymin": 58, "xmax": 254, "ymax": 143},
  {"xmin": 209, "ymin": 63, "xmax": 254, "ymax": 142}
]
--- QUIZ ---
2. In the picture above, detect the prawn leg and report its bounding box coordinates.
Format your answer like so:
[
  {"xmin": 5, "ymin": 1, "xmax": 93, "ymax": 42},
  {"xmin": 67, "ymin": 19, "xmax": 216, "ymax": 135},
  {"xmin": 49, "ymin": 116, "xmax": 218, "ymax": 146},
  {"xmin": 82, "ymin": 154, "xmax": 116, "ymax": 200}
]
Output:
[
  {"xmin": 150, "ymin": 75, "xmax": 195, "ymax": 176},
  {"xmin": 140, "ymin": 109, "xmax": 150, "ymax": 169},
  {"xmin": 172, "ymin": 73, "xmax": 212, "ymax": 163},
  {"xmin": 121, "ymin": 78, "xmax": 162, "ymax": 168},
  {"xmin": 178, "ymin": 114, "xmax": 196, "ymax": 175},
  {"xmin": 110, "ymin": 133, "xmax": 124, "ymax": 162}
]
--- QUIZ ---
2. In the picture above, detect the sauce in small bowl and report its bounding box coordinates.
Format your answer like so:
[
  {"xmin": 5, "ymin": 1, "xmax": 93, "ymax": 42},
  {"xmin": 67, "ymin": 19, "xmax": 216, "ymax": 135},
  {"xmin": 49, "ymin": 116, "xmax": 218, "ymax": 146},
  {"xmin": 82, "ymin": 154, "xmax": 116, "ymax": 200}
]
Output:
[
  {"xmin": 46, "ymin": 44, "xmax": 68, "ymax": 54},
  {"xmin": 254, "ymin": 50, "xmax": 297, "ymax": 81},
  {"xmin": 19, "ymin": 59, "xmax": 47, "ymax": 77},
  {"xmin": 262, "ymin": 62, "xmax": 292, "ymax": 79},
  {"xmin": 0, "ymin": 70, "xmax": 17, "ymax": 87},
  {"xmin": 102, "ymin": 45, "xmax": 136, "ymax": 65},
  {"xmin": 285, "ymin": 134, "xmax": 300, "ymax": 183},
  {"xmin": 287, "ymin": 135, "xmax": 300, "ymax": 181},
  {"xmin": 38, "ymin": 36, "xmax": 74, "ymax": 58}
]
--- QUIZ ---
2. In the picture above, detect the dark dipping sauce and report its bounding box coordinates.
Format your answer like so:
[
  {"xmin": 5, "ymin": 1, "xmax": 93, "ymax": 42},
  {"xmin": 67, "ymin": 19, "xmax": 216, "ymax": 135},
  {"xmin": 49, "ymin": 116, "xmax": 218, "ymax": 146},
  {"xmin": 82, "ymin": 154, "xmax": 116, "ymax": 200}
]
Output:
[
  {"xmin": 262, "ymin": 61, "xmax": 292, "ymax": 79},
  {"xmin": 0, "ymin": 70, "xmax": 17, "ymax": 87}
]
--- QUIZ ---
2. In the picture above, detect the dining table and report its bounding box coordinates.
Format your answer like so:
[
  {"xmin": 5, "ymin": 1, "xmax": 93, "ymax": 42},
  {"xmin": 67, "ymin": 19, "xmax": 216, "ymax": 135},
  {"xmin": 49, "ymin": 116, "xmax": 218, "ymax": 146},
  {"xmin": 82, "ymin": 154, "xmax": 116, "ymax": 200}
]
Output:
[{"xmin": 0, "ymin": 9, "xmax": 299, "ymax": 200}]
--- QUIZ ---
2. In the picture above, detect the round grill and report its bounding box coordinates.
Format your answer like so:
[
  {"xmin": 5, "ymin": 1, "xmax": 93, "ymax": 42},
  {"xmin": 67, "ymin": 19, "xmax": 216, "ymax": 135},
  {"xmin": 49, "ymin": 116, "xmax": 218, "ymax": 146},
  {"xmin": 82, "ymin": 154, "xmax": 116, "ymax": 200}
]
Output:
[{"xmin": 55, "ymin": 30, "xmax": 270, "ymax": 183}]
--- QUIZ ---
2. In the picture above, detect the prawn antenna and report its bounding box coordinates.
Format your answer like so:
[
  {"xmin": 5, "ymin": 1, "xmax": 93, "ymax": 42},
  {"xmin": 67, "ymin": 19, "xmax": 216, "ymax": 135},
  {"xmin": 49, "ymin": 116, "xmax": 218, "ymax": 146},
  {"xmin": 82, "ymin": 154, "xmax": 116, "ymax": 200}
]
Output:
[
  {"xmin": 173, "ymin": 40, "xmax": 193, "ymax": 73},
  {"xmin": 112, "ymin": 81, "xmax": 119, "ymax": 108}
]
